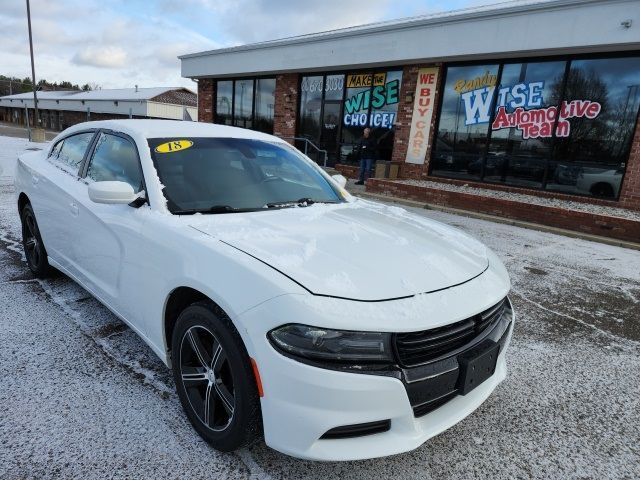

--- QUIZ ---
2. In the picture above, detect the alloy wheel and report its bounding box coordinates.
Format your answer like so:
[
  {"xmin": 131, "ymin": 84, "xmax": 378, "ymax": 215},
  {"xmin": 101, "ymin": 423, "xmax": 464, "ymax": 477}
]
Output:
[
  {"xmin": 179, "ymin": 325, "xmax": 236, "ymax": 432},
  {"xmin": 22, "ymin": 209, "xmax": 42, "ymax": 270}
]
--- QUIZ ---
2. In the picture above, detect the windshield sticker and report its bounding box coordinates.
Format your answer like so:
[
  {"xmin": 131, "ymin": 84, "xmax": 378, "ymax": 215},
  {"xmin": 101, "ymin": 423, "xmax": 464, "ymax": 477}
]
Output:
[{"xmin": 155, "ymin": 140, "xmax": 194, "ymax": 154}]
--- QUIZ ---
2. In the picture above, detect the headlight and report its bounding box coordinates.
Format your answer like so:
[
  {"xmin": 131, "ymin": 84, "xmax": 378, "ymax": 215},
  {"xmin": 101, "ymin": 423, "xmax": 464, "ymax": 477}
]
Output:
[{"xmin": 268, "ymin": 324, "xmax": 393, "ymax": 364}]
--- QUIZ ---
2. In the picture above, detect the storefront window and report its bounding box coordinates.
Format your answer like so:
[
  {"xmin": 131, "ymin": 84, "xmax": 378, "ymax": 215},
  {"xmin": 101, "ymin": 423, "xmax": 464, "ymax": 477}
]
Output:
[
  {"xmin": 216, "ymin": 80, "xmax": 233, "ymax": 125},
  {"xmin": 431, "ymin": 55, "xmax": 640, "ymax": 199},
  {"xmin": 234, "ymin": 79, "xmax": 254, "ymax": 129},
  {"xmin": 215, "ymin": 78, "xmax": 275, "ymax": 133},
  {"xmin": 431, "ymin": 64, "xmax": 499, "ymax": 180},
  {"xmin": 547, "ymin": 57, "xmax": 640, "ymax": 197},
  {"xmin": 296, "ymin": 70, "xmax": 403, "ymax": 165},
  {"xmin": 321, "ymin": 74, "xmax": 344, "ymax": 158},
  {"xmin": 324, "ymin": 74, "xmax": 344, "ymax": 101},
  {"xmin": 341, "ymin": 70, "xmax": 402, "ymax": 163},
  {"xmin": 299, "ymin": 76, "xmax": 324, "ymax": 142},
  {"xmin": 371, "ymin": 70, "xmax": 402, "ymax": 162},
  {"xmin": 254, "ymin": 78, "xmax": 276, "ymax": 133},
  {"xmin": 341, "ymin": 75, "xmax": 371, "ymax": 145},
  {"xmin": 486, "ymin": 60, "xmax": 566, "ymax": 188}
]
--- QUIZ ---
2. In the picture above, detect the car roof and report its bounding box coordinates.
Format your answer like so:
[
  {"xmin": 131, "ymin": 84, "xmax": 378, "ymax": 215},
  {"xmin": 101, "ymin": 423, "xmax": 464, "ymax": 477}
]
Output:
[{"xmin": 59, "ymin": 119, "xmax": 286, "ymax": 143}]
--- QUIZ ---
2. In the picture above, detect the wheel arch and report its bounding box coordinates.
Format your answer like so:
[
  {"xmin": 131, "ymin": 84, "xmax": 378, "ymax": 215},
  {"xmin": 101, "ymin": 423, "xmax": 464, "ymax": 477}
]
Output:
[
  {"xmin": 18, "ymin": 192, "xmax": 30, "ymax": 213},
  {"xmin": 163, "ymin": 286, "xmax": 247, "ymax": 363}
]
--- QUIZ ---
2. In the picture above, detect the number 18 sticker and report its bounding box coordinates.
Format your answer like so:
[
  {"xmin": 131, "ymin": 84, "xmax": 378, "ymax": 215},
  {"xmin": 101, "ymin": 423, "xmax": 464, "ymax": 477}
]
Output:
[{"xmin": 155, "ymin": 140, "xmax": 194, "ymax": 153}]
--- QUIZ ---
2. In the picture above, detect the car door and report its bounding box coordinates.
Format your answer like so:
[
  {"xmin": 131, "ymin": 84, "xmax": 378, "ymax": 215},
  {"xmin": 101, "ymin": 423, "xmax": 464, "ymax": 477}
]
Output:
[
  {"xmin": 32, "ymin": 131, "xmax": 97, "ymax": 273},
  {"xmin": 72, "ymin": 130, "xmax": 149, "ymax": 325}
]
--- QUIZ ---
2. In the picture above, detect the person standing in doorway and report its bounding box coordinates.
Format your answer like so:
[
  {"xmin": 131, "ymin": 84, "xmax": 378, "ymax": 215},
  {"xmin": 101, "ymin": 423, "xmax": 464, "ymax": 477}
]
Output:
[{"xmin": 355, "ymin": 127, "xmax": 376, "ymax": 185}]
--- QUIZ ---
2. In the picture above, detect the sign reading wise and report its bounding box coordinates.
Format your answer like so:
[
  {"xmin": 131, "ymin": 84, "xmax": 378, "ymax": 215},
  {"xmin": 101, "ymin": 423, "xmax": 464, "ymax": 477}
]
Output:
[
  {"xmin": 405, "ymin": 67, "xmax": 439, "ymax": 164},
  {"xmin": 342, "ymin": 75, "xmax": 400, "ymax": 129},
  {"xmin": 454, "ymin": 71, "xmax": 603, "ymax": 139}
]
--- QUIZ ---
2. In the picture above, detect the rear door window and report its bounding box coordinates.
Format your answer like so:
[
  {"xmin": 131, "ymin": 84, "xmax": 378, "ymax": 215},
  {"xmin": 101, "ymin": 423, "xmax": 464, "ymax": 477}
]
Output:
[
  {"xmin": 86, "ymin": 133, "xmax": 144, "ymax": 193},
  {"xmin": 48, "ymin": 139, "xmax": 64, "ymax": 161},
  {"xmin": 55, "ymin": 132, "xmax": 95, "ymax": 173}
]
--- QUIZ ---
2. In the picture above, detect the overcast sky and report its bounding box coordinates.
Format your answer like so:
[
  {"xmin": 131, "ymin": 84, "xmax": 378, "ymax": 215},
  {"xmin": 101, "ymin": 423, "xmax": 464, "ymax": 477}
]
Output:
[{"xmin": 1, "ymin": 0, "xmax": 497, "ymax": 90}]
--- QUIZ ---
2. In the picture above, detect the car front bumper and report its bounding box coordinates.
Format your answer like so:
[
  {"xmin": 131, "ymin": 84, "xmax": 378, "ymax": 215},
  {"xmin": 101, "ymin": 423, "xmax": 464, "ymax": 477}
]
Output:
[{"xmin": 239, "ymin": 289, "xmax": 514, "ymax": 461}]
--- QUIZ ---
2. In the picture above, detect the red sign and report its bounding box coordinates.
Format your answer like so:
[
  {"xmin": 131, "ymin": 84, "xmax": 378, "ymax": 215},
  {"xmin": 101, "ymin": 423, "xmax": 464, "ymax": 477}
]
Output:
[{"xmin": 491, "ymin": 99, "xmax": 602, "ymax": 139}]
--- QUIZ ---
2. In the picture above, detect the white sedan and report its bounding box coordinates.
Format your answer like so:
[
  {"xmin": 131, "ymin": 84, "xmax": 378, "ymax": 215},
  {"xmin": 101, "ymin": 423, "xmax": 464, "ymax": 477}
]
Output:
[{"xmin": 15, "ymin": 120, "xmax": 513, "ymax": 461}]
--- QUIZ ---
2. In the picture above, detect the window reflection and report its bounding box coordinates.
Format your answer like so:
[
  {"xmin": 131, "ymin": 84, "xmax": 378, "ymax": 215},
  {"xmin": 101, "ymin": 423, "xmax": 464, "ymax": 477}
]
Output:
[
  {"xmin": 215, "ymin": 78, "xmax": 275, "ymax": 133},
  {"xmin": 485, "ymin": 61, "xmax": 565, "ymax": 188},
  {"xmin": 299, "ymin": 75, "xmax": 324, "ymax": 143},
  {"xmin": 432, "ymin": 64, "xmax": 499, "ymax": 180},
  {"xmin": 432, "ymin": 55, "xmax": 640, "ymax": 199},
  {"xmin": 548, "ymin": 57, "xmax": 640, "ymax": 198},
  {"xmin": 216, "ymin": 81, "xmax": 233, "ymax": 126},
  {"xmin": 255, "ymin": 78, "xmax": 276, "ymax": 134},
  {"xmin": 234, "ymin": 79, "xmax": 254, "ymax": 129}
]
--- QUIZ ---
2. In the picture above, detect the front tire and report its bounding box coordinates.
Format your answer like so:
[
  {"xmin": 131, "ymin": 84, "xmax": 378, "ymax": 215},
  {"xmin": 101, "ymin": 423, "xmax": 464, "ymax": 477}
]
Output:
[
  {"xmin": 171, "ymin": 301, "xmax": 261, "ymax": 451},
  {"xmin": 20, "ymin": 203, "xmax": 52, "ymax": 278}
]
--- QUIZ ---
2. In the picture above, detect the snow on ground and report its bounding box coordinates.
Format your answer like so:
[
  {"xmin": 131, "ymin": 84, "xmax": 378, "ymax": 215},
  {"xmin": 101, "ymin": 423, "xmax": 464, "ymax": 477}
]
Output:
[{"xmin": 0, "ymin": 135, "xmax": 639, "ymax": 479}]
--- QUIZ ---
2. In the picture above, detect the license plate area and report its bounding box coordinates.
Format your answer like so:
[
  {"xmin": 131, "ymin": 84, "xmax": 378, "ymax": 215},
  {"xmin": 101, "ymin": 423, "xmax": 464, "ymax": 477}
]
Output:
[{"xmin": 457, "ymin": 340, "xmax": 500, "ymax": 395}]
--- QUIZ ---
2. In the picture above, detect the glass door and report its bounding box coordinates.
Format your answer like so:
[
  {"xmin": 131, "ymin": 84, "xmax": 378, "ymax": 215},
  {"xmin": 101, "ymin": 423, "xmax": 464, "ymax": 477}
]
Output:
[{"xmin": 321, "ymin": 101, "xmax": 341, "ymax": 166}]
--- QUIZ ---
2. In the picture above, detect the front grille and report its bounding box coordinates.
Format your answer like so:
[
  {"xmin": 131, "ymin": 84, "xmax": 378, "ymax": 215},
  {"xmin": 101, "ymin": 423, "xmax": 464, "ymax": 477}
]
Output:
[{"xmin": 395, "ymin": 298, "xmax": 507, "ymax": 367}]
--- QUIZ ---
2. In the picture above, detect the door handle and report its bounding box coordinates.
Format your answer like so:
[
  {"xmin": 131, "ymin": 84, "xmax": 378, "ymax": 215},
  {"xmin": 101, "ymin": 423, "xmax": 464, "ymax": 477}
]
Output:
[{"xmin": 69, "ymin": 202, "xmax": 79, "ymax": 217}]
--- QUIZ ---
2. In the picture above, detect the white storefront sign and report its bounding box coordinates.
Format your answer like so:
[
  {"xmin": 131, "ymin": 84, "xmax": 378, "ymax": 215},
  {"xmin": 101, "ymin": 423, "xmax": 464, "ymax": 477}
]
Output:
[{"xmin": 405, "ymin": 67, "xmax": 439, "ymax": 164}]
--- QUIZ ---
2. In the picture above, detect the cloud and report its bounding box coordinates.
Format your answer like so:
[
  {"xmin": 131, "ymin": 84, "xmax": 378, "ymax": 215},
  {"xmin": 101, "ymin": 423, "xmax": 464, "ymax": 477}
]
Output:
[
  {"xmin": 72, "ymin": 46, "xmax": 128, "ymax": 68},
  {"xmin": 0, "ymin": 0, "xmax": 489, "ymax": 89},
  {"xmin": 169, "ymin": 0, "xmax": 402, "ymax": 44}
]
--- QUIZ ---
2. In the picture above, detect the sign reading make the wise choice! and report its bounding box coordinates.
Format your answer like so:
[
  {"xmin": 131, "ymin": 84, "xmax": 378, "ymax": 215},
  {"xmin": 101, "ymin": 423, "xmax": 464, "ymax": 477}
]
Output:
[
  {"xmin": 405, "ymin": 67, "xmax": 439, "ymax": 164},
  {"xmin": 343, "ymin": 73, "xmax": 400, "ymax": 129}
]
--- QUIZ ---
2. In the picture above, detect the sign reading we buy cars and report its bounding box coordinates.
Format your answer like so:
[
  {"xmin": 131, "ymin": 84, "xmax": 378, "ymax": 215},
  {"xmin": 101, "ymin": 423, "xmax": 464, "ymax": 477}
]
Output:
[{"xmin": 406, "ymin": 67, "xmax": 439, "ymax": 165}]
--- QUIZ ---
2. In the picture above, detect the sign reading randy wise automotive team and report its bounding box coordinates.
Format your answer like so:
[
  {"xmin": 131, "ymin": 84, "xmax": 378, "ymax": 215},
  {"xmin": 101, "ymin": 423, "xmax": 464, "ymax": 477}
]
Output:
[
  {"xmin": 405, "ymin": 67, "xmax": 439, "ymax": 164},
  {"xmin": 454, "ymin": 70, "xmax": 602, "ymax": 139}
]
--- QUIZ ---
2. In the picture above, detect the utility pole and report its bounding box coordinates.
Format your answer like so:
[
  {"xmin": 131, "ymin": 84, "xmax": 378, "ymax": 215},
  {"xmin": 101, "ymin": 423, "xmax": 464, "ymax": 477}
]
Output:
[{"xmin": 26, "ymin": 0, "xmax": 39, "ymax": 134}]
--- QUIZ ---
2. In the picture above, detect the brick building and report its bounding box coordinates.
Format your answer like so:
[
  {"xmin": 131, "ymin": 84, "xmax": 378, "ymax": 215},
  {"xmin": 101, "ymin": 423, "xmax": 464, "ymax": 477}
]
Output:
[
  {"xmin": 0, "ymin": 87, "xmax": 197, "ymax": 131},
  {"xmin": 179, "ymin": 0, "xmax": 640, "ymax": 223}
]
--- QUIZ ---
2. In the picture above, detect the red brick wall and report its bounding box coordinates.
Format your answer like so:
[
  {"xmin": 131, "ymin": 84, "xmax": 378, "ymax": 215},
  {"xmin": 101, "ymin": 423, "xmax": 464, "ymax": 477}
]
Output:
[
  {"xmin": 197, "ymin": 78, "xmax": 215, "ymax": 123},
  {"xmin": 414, "ymin": 174, "xmax": 638, "ymax": 211},
  {"xmin": 273, "ymin": 73, "xmax": 299, "ymax": 143},
  {"xmin": 391, "ymin": 63, "xmax": 443, "ymax": 180},
  {"xmin": 335, "ymin": 164, "xmax": 359, "ymax": 179},
  {"xmin": 618, "ymin": 111, "xmax": 640, "ymax": 211}
]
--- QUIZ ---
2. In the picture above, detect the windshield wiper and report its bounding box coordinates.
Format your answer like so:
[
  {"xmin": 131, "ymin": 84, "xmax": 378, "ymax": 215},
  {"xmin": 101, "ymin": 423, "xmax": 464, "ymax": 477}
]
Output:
[
  {"xmin": 173, "ymin": 205, "xmax": 259, "ymax": 215},
  {"xmin": 265, "ymin": 198, "xmax": 338, "ymax": 208}
]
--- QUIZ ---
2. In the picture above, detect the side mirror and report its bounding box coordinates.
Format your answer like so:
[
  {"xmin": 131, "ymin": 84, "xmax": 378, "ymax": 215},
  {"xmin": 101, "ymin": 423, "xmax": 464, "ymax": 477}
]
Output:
[
  {"xmin": 88, "ymin": 181, "xmax": 137, "ymax": 204},
  {"xmin": 331, "ymin": 174, "xmax": 347, "ymax": 189}
]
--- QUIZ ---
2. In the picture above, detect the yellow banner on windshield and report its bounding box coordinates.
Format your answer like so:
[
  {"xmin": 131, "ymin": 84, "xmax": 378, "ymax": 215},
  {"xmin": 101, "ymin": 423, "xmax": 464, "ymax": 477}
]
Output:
[{"xmin": 155, "ymin": 140, "xmax": 193, "ymax": 154}]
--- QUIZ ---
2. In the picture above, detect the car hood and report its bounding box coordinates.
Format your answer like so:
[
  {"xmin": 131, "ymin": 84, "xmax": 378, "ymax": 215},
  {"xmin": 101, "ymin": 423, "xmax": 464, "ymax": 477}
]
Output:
[{"xmin": 188, "ymin": 200, "xmax": 488, "ymax": 301}]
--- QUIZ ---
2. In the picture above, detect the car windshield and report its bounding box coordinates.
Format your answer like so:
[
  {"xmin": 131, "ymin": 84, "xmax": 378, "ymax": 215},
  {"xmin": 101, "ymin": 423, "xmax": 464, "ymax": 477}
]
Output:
[{"xmin": 148, "ymin": 137, "xmax": 343, "ymax": 214}]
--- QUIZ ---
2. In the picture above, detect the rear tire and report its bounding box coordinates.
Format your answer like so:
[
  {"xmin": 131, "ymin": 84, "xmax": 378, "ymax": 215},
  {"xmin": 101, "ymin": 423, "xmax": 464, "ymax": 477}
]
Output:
[
  {"xmin": 591, "ymin": 182, "xmax": 614, "ymax": 198},
  {"xmin": 20, "ymin": 203, "xmax": 52, "ymax": 278},
  {"xmin": 171, "ymin": 301, "xmax": 261, "ymax": 451}
]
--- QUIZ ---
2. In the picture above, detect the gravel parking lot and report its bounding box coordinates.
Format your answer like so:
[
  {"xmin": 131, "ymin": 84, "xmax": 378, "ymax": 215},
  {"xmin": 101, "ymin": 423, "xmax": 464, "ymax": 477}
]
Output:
[{"xmin": 0, "ymin": 136, "xmax": 638, "ymax": 479}]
